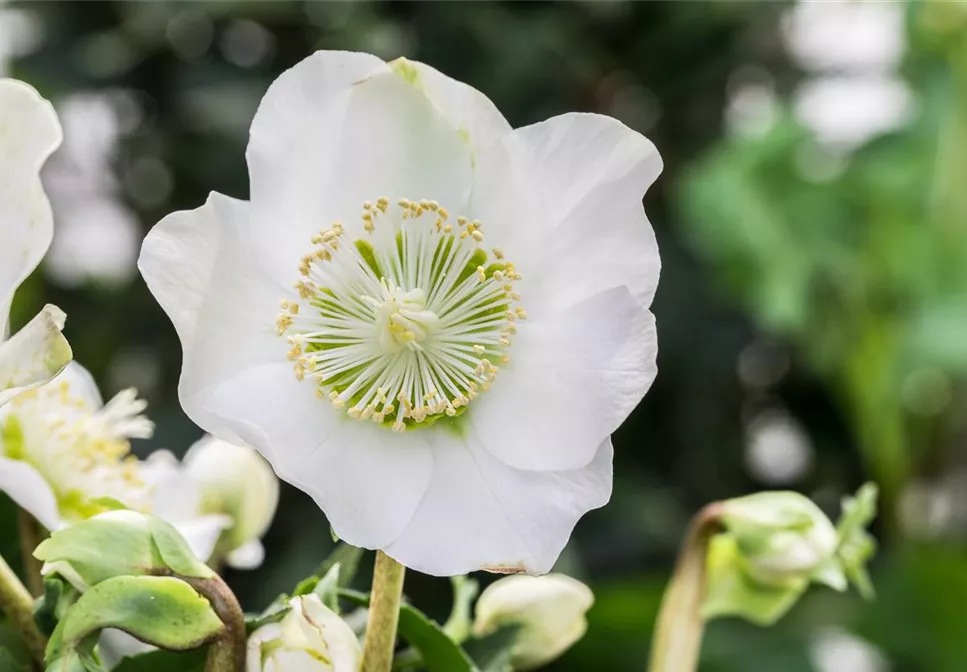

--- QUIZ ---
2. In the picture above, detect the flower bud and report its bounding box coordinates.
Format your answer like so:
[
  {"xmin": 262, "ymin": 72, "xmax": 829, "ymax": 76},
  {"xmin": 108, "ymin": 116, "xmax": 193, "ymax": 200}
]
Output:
[
  {"xmin": 184, "ymin": 435, "xmax": 279, "ymax": 568},
  {"xmin": 34, "ymin": 510, "xmax": 214, "ymax": 591},
  {"xmin": 247, "ymin": 594, "xmax": 360, "ymax": 672},
  {"xmin": 703, "ymin": 485, "xmax": 877, "ymax": 625},
  {"xmin": 473, "ymin": 574, "xmax": 593, "ymax": 671}
]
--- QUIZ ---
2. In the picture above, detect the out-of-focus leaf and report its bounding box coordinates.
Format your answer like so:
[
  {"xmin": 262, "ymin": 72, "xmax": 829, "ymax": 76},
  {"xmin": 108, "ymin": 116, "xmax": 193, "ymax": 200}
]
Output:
[{"xmin": 110, "ymin": 649, "xmax": 206, "ymax": 672}]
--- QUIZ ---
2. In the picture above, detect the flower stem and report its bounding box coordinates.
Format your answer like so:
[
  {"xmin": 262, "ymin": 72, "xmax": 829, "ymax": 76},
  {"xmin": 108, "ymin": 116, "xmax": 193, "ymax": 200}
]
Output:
[
  {"xmin": 0, "ymin": 551, "xmax": 46, "ymax": 664},
  {"xmin": 184, "ymin": 574, "xmax": 246, "ymax": 672},
  {"xmin": 17, "ymin": 509, "xmax": 45, "ymax": 597},
  {"xmin": 648, "ymin": 503, "xmax": 723, "ymax": 672},
  {"xmin": 361, "ymin": 551, "xmax": 406, "ymax": 672}
]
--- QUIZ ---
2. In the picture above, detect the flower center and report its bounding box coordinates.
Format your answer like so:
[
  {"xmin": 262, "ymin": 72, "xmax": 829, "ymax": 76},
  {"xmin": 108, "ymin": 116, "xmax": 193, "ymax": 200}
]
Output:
[{"xmin": 277, "ymin": 197, "xmax": 525, "ymax": 431}]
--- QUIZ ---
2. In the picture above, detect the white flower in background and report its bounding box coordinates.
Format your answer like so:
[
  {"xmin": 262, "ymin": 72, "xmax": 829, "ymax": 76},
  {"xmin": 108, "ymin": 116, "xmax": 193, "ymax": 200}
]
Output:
[
  {"xmin": 473, "ymin": 574, "xmax": 593, "ymax": 671},
  {"xmin": 0, "ymin": 363, "xmax": 228, "ymax": 560},
  {"xmin": 183, "ymin": 435, "xmax": 279, "ymax": 569},
  {"xmin": 247, "ymin": 594, "xmax": 361, "ymax": 672},
  {"xmin": 0, "ymin": 79, "xmax": 72, "ymax": 406},
  {"xmin": 139, "ymin": 50, "xmax": 660, "ymax": 576}
]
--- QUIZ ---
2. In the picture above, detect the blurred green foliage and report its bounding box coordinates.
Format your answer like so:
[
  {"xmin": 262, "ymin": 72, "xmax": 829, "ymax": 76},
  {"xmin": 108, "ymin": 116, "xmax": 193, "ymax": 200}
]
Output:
[{"xmin": 3, "ymin": 1, "xmax": 967, "ymax": 670}]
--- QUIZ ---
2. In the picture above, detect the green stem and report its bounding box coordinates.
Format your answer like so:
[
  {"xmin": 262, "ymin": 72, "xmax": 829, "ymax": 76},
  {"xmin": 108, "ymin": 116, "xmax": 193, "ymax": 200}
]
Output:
[
  {"xmin": 648, "ymin": 503, "xmax": 723, "ymax": 672},
  {"xmin": 18, "ymin": 509, "xmax": 45, "ymax": 597},
  {"xmin": 184, "ymin": 574, "xmax": 246, "ymax": 672},
  {"xmin": 0, "ymin": 551, "xmax": 46, "ymax": 664},
  {"xmin": 361, "ymin": 551, "xmax": 406, "ymax": 672}
]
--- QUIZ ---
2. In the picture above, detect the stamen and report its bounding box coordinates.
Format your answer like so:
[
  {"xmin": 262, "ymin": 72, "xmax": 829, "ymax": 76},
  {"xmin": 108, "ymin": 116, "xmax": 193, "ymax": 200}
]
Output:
[{"xmin": 276, "ymin": 197, "xmax": 524, "ymax": 430}]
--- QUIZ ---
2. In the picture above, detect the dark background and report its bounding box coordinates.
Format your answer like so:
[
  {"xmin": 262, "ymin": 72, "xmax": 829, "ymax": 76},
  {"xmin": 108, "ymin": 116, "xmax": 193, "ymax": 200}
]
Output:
[{"xmin": 7, "ymin": 2, "xmax": 967, "ymax": 670}]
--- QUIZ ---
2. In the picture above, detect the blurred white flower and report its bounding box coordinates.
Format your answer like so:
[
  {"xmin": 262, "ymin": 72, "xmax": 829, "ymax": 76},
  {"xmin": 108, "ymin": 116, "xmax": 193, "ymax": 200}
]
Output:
[
  {"xmin": 473, "ymin": 574, "xmax": 593, "ymax": 671},
  {"xmin": 0, "ymin": 79, "xmax": 72, "ymax": 405},
  {"xmin": 794, "ymin": 75, "xmax": 916, "ymax": 152},
  {"xmin": 744, "ymin": 409, "xmax": 813, "ymax": 485},
  {"xmin": 247, "ymin": 594, "xmax": 361, "ymax": 672},
  {"xmin": 183, "ymin": 435, "xmax": 279, "ymax": 569},
  {"xmin": 810, "ymin": 627, "xmax": 890, "ymax": 672},
  {"xmin": 0, "ymin": 363, "xmax": 228, "ymax": 560},
  {"xmin": 0, "ymin": 3, "xmax": 44, "ymax": 76},
  {"xmin": 782, "ymin": 0, "xmax": 905, "ymax": 73},
  {"xmin": 140, "ymin": 50, "xmax": 660, "ymax": 576}
]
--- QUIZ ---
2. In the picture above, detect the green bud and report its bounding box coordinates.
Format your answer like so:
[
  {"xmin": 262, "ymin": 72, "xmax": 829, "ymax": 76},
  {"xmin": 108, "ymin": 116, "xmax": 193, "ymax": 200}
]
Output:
[
  {"xmin": 702, "ymin": 485, "xmax": 878, "ymax": 625},
  {"xmin": 46, "ymin": 575, "xmax": 222, "ymax": 664},
  {"xmin": 34, "ymin": 510, "xmax": 214, "ymax": 591},
  {"xmin": 473, "ymin": 574, "xmax": 592, "ymax": 671}
]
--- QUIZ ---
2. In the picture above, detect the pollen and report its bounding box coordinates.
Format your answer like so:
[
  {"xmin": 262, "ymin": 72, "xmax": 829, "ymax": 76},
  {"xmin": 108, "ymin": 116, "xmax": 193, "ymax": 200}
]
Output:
[{"xmin": 275, "ymin": 197, "xmax": 524, "ymax": 430}]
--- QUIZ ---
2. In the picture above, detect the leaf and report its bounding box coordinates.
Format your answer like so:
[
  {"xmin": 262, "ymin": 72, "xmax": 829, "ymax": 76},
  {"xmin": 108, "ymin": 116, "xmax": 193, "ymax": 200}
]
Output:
[
  {"xmin": 110, "ymin": 649, "xmax": 207, "ymax": 672},
  {"xmin": 0, "ymin": 648, "xmax": 29, "ymax": 672},
  {"xmin": 315, "ymin": 542, "xmax": 364, "ymax": 589},
  {"xmin": 146, "ymin": 517, "xmax": 215, "ymax": 579},
  {"xmin": 34, "ymin": 576, "xmax": 68, "ymax": 636},
  {"xmin": 340, "ymin": 589, "xmax": 480, "ymax": 672},
  {"xmin": 49, "ymin": 576, "xmax": 222, "ymax": 660},
  {"xmin": 313, "ymin": 562, "xmax": 342, "ymax": 612},
  {"xmin": 244, "ymin": 595, "xmax": 291, "ymax": 635},
  {"xmin": 462, "ymin": 625, "xmax": 522, "ymax": 672}
]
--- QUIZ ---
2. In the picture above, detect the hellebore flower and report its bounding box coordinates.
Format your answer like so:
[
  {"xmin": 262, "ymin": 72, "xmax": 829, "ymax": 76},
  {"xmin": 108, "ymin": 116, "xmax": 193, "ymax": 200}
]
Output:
[
  {"xmin": 183, "ymin": 435, "xmax": 280, "ymax": 569},
  {"xmin": 247, "ymin": 594, "xmax": 361, "ymax": 672},
  {"xmin": 473, "ymin": 574, "xmax": 593, "ymax": 670},
  {"xmin": 0, "ymin": 79, "xmax": 71, "ymax": 406},
  {"xmin": 0, "ymin": 363, "xmax": 228, "ymax": 560},
  {"xmin": 140, "ymin": 51, "xmax": 661, "ymax": 575}
]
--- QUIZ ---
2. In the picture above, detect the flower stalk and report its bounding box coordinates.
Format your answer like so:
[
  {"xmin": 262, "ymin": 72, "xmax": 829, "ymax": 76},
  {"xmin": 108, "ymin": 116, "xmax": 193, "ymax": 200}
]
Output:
[
  {"xmin": 648, "ymin": 503, "xmax": 723, "ymax": 672},
  {"xmin": 184, "ymin": 574, "xmax": 246, "ymax": 672},
  {"xmin": 361, "ymin": 551, "xmax": 406, "ymax": 672},
  {"xmin": 0, "ymin": 551, "xmax": 47, "ymax": 664},
  {"xmin": 18, "ymin": 509, "xmax": 45, "ymax": 596}
]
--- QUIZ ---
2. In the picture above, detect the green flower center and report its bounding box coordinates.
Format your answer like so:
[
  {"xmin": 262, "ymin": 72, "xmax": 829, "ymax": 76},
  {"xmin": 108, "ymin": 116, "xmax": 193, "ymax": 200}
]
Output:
[{"xmin": 277, "ymin": 197, "xmax": 525, "ymax": 431}]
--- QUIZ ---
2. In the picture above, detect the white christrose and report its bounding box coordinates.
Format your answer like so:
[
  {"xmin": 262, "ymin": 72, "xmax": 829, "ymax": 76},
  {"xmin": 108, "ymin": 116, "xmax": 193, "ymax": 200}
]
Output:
[
  {"xmin": 474, "ymin": 574, "xmax": 594, "ymax": 670},
  {"xmin": 139, "ymin": 50, "xmax": 661, "ymax": 576},
  {"xmin": 247, "ymin": 594, "xmax": 361, "ymax": 672},
  {"xmin": 183, "ymin": 435, "xmax": 280, "ymax": 569},
  {"xmin": 0, "ymin": 79, "xmax": 71, "ymax": 406},
  {"xmin": 0, "ymin": 363, "xmax": 228, "ymax": 560}
]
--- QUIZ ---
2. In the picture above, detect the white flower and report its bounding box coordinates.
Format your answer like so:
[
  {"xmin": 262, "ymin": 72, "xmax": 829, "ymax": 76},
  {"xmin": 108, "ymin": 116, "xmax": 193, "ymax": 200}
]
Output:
[
  {"xmin": 139, "ymin": 51, "xmax": 660, "ymax": 576},
  {"xmin": 473, "ymin": 574, "xmax": 593, "ymax": 671},
  {"xmin": 247, "ymin": 594, "xmax": 361, "ymax": 672},
  {"xmin": 183, "ymin": 435, "xmax": 279, "ymax": 569},
  {"xmin": 0, "ymin": 362, "xmax": 228, "ymax": 560},
  {"xmin": 0, "ymin": 78, "xmax": 71, "ymax": 406}
]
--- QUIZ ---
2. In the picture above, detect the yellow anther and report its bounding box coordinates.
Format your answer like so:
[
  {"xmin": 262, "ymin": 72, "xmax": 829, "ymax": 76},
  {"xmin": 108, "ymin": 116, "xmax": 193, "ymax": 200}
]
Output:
[
  {"xmin": 471, "ymin": 230, "xmax": 484, "ymax": 242},
  {"xmin": 473, "ymin": 344, "xmax": 486, "ymax": 355},
  {"xmin": 515, "ymin": 307, "xmax": 528, "ymax": 320},
  {"xmin": 493, "ymin": 247, "xmax": 504, "ymax": 259},
  {"xmin": 377, "ymin": 197, "xmax": 389, "ymax": 212},
  {"xmin": 457, "ymin": 216, "xmax": 467, "ymax": 226},
  {"xmin": 438, "ymin": 207, "xmax": 449, "ymax": 220},
  {"xmin": 493, "ymin": 271, "xmax": 504, "ymax": 281},
  {"xmin": 363, "ymin": 201, "xmax": 373, "ymax": 210}
]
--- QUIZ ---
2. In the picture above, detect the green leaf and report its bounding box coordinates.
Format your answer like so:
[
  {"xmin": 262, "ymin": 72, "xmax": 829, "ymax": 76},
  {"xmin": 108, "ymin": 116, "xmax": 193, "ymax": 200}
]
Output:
[
  {"xmin": 48, "ymin": 576, "xmax": 222, "ymax": 661},
  {"xmin": 340, "ymin": 589, "xmax": 479, "ymax": 672},
  {"xmin": 244, "ymin": 596, "xmax": 291, "ymax": 635},
  {"xmin": 146, "ymin": 517, "xmax": 215, "ymax": 579},
  {"xmin": 315, "ymin": 542, "xmax": 364, "ymax": 589},
  {"xmin": 313, "ymin": 562, "xmax": 342, "ymax": 612},
  {"xmin": 110, "ymin": 649, "xmax": 207, "ymax": 672},
  {"xmin": 34, "ymin": 576, "xmax": 71, "ymax": 637},
  {"xmin": 0, "ymin": 648, "xmax": 29, "ymax": 672}
]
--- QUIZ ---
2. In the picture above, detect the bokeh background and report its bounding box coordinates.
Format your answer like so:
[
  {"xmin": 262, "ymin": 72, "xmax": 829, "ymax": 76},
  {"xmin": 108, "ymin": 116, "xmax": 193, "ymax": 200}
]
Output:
[{"xmin": 4, "ymin": 1, "xmax": 967, "ymax": 670}]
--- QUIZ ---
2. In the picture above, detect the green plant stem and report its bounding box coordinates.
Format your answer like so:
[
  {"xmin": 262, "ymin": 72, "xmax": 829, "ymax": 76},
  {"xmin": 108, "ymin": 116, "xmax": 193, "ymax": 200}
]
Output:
[
  {"xmin": 648, "ymin": 503, "xmax": 723, "ymax": 672},
  {"xmin": 361, "ymin": 551, "xmax": 406, "ymax": 672},
  {"xmin": 184, "ymin": 574, "xmax": 246, "ymax": 672},
  {"xmin": 18, "ymin": 509, "xmax": 45, "ymax": 597},
  {"xmin": 0, "ymin": 551, "xmax": 46, "ymax": 664}
]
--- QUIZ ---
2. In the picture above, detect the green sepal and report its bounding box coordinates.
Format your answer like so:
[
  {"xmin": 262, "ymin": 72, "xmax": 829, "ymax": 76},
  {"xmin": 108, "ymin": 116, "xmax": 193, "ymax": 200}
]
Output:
[
  {"xmin": 443, "ymin": 575, "xmax": 479, "ymax": 644},
  {"xmin": 701, "ymin": 534, "xmax": 808, "ymax": 626}
]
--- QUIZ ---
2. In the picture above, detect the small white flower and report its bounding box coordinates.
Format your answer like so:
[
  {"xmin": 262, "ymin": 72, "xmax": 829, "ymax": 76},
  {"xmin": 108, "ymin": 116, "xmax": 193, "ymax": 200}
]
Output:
[
  {"xmin": 0, "ymin": 363, "xmax": 228, "ymax": 560},
  {"xmin": 0, "ymin": 79, "xmax": 71, "ymax": 406},
  {"xmin": 473, "ymin": 574, "xmax": 593, "ymax": 671},
  {"xmin": 140, "ymin": 51, "xmax": 661, "ymax": 575},
  {"xmin": 183, "ymin": 435, "xmax": 280, "ymax": 569},
  {"xmin": 247, "ymin": 594, "xmax": 361, "ymax": 672}
]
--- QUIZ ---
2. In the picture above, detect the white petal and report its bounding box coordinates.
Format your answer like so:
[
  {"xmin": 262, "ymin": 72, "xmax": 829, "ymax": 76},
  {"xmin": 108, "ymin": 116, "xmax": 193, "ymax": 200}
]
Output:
[
  {"xmin": 471, "ymin": 112, "xmax": 661, "ymax": 317},
  {"xmin": 384, "ymin": 436, "xmax": 612, "ymax": 577},
  {"xmin": 204, "ymin": 363, "xmax": 433, "ymax": 550},
  {"xmin": 174, "ymin": 514, "xmax": 233, "ymax": 563},
  {"xmin": 138, "ymin": 193, "xmax": 282, "ymax": 449},
  {"xmin": 0, "ymin": 305, "xmax": 71, "ymax": 407},
  {"xmin": 246, "ymin": 50, "xmax": 474, "ymax": 280},
  {"xmin": 472, "ymin": 286, "xmax": 656, "ymax": 471},
  {"xmin": 388, "ymin": 57, "xmax": 512, "ymax": 152},
  {"xmin": 225, "ymin": 539, "xmax": 265, "ymax": 570},
  {"xmin": 0, "ymin": 79, "xmax": 62, "ymax": 326},
  {"xmin": 0, "ymin": 457, "xmax": 62, "ymax": 531}
]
